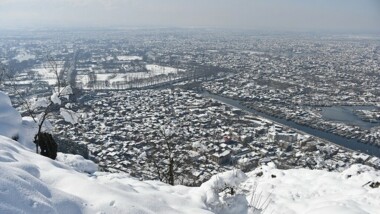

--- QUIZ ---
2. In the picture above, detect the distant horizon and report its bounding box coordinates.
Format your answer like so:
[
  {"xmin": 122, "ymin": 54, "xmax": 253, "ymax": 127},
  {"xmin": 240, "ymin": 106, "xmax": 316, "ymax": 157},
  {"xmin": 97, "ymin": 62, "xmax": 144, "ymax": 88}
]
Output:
[
  {"xmin": 0, "ymin": 26, "xmax": 379, "ymax": 36},
  {"xmin": 0, "ymin": 0, "xmax": 379, "ymax": 34}
]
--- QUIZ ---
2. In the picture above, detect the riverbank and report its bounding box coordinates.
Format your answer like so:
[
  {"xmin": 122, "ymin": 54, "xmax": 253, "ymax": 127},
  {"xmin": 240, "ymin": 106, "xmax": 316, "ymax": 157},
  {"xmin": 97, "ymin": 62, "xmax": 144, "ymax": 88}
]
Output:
[{"xmin": 201, "ymin": 91, "xmax": 380, "ymax": 158}]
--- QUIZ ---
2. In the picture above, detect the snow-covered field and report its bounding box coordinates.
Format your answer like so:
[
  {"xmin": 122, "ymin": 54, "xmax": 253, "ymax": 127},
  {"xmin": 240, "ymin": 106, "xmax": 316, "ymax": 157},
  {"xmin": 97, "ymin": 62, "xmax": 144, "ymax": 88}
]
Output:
[
  {"xmin": 116, "ymin": 56, "xmax": 143, "ymax": 61},
  {"xmin": 146, "ymin": 64, "xmax": 182, "ymax": 75},
  {"xmin": 31, "ymin": 66, "xmax": 64, "ymax": 86},
  {"xmin": 1, "ymin": 90, "xmax": 380, "ymax": 214},
  {"xmin": 13, "ymin": 51, "xmax": 36, "ymax": 62},
  {"xmin": 6, "ymin": 63, "xmax": 65, "ymax": 86},
  {"xmin": 76, "ymin": 64, "xmax": 185, "ymax": 89}
]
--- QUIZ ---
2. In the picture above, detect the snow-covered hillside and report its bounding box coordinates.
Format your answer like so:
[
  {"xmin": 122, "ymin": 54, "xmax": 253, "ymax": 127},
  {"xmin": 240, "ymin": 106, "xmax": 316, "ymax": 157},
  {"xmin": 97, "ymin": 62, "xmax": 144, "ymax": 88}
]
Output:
[
  {"xmin": 0, "ymin": 91, "xmax": 22, "ymax": 139},
  {"xmin": 0, "ymin": 135, "xmax": 218, "ymax": 214},
  {"xmin": 242, "ymin": 163, "xmax": 380, "ymax": 214},
  {"xmin": 1, "ymin": 90, "xmax": 379, "ymax": 214}
]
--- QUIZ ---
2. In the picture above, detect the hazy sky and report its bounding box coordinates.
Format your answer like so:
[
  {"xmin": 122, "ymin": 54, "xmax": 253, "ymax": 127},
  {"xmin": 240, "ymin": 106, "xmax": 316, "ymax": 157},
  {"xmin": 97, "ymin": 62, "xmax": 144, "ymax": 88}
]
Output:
[{"xmin": 0, "ymin": 0, "xmax": 379, "ymax": 32}]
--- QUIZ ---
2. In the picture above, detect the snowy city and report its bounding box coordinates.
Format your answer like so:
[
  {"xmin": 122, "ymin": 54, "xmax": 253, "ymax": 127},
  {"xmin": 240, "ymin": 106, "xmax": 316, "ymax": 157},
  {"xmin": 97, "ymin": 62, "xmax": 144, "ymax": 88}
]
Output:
[{"xmin": 0, "ymin": 0, "xmax": 380, "ymax": 214}]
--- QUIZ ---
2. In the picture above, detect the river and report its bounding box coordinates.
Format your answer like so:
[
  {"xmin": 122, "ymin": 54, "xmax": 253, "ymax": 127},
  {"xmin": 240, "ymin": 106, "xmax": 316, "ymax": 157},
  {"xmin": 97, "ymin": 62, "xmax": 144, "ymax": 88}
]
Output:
[
  {"xmin": 201, "ymin": 91, "xmax": 380, "ymax": 158},
  {"xmin": 321, "ymin": 106, "xmax": 379, "ymax": 129}
]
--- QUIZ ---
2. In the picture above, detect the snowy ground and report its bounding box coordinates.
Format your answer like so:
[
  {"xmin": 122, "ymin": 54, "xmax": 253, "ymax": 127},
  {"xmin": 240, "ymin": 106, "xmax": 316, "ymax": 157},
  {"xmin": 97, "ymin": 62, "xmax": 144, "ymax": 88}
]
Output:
[
  {"xmin": 116, "ymin": 56, "xmax": 143, "ymax": 61},
  {"xmin": 76, "ymin": 64, "xmax": 185, "ymax": 89},
  {"xmin": 242, "ymin": 163, "xmax": 380, "ymax": 214},
  {"xmin": 1, "ymin": 90, "xmax": 380, "ymax": 214},
  {"xmin": 31, "ymin": 65, "xmax": 64, "ymax": 86},
  {"xmin": 0, "ymin": 91, "xmax": 22, "ymax": 139},
  {"xmin": 145, "ymin": 64, "xmax": 182, "ymax": 75},
  {"xmin": 13, "ymin": 51, "xmax": 36, "ymax": 62},
  {"xmin": 9, "ymin": 65, "xmax": 65, "ymax": 86},
  {"xmin": 0, "ymin": 135, "xmax": 224, "ymax": 214}
]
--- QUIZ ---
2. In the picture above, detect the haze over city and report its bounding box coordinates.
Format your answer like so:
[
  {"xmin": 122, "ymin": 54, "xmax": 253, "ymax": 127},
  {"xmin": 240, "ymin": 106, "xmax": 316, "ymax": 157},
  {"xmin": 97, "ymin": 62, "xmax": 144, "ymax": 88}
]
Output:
[{"xmin": 0, "ymin": 0, "xmax": 379, "ymax": 32}]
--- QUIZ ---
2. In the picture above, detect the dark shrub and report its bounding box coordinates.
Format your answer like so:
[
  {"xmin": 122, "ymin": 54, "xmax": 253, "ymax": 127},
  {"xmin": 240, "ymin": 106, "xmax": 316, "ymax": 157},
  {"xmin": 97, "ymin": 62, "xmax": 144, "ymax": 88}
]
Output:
[{"xmin": 36, "ymin": 132, "xmax": 58, "ymax": 160}]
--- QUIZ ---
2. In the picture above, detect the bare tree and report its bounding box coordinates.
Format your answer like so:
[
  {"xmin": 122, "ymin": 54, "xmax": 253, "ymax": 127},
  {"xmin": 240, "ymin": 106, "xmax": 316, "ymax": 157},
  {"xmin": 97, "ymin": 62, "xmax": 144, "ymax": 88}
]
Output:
[
  {"xmin": 44, "ymin": 56, "xmax": 61, "ymax": 92},
  {"xmin": 33, "ymin": 57, "xmax": 79, "ymax": 156},
  {"xmin": 0, "ymin": 64, "xmax": 37, "ymax": 123},
  {"xmin": 33, "ymin": 84, "xmax": 73, "ymax": 153},
  {"xmin": 2, "ymin": 57, "xmax": 78, "ymax": 158},
  {"xmin": 147, "ymin": 126, "xmax": 192, "ymax": 185}
]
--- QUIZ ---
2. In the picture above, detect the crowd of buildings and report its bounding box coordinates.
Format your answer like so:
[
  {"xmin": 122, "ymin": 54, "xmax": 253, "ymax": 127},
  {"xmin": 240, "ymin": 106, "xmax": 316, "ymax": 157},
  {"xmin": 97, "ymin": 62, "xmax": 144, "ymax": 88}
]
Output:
[{"xmin": 52, "ymin": 89, "xmax": 379, "ymax": 184}]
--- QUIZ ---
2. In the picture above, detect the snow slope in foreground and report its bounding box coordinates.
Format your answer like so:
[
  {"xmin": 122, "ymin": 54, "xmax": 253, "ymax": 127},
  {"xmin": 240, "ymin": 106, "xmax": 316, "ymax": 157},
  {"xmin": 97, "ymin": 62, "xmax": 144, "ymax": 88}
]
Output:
[
  {"xmin": 242, "ymin": 163, "xmax": 380, "ymax": 214},
  {"xmin": 0, "ymin": 91, "xmax": 22, "ymax": 139},
  {"xmin": 0, "ymin": 135, "xmax": 215, "ymax": 214},
  {"xmin": 1, "ymin": 134, "xmax": 379, "ymax": 214}
]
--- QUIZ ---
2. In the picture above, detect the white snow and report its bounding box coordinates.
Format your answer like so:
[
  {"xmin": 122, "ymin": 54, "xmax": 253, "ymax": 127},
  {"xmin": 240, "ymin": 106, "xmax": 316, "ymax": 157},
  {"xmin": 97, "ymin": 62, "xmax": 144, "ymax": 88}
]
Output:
[
  {"xmin": 31, "ymin": 97, "xmax": 49, "ymax": 109},
  {"xmin": 18, "ymin": 116, "xmax": 38, "ymax": 150},
  {"xmin": 146, "ymin": 64, "xmax": 182, "ymax": 75},
  {"xmin": 0, "ymin": 135, "xmax": 84, "ymax": 214},
  {"xmin": 13, "ymin": 51, "xmax": 35, "ymax": 62},
  {"xmin": 0, "ymin": 91, "xmax": 22, "ymax": 139},
  {"xmin": 0, "ymin": 136, "xmax": 215, "ymax": 214},
  {"xmin": 31, "ymin": 64, "xmax": 64, "ymax": 86},
  {"xmin": 76, "ymin": 64, "xmax": 185, "ymax": 89},
  {"xmin": 60, "ymin": 108, "xmax": 79, "ymax": 125},
  {"xmin": 60, "ymin": 86, "xmax": 73, "ymax": 97},
  {"xmin": 117, "ymin": 55, "xmax": 143, "ymax": 61},
  {"xmin": 56, "ymin": 153, "xmax": 98, "ymax": 174},
  {"xmin": 50, "ymin": 92, "xmax": 61, "ymax": 105},
  {"xmin": 241, "ymin": 163, "xmax": 380, "ymax": 214},
  {"xmin": 75, "ymin": 74, "xmax": 90, "ymax": 86},
  {"xmin": 198, "ymin": 170, "xmax": 249, "ymax": 214}
]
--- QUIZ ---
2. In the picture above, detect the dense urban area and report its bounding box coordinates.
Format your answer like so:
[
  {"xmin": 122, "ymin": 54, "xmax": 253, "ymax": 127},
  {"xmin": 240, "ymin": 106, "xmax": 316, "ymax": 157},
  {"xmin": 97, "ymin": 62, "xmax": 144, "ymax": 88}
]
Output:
[{"xmin": 1, "ymin": 29, "xmax": 379, "ymax": 185}]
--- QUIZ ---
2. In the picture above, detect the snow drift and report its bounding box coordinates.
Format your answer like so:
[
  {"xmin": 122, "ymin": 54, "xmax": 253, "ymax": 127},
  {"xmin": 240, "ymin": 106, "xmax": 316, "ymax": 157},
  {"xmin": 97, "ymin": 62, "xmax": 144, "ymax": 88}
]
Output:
[
  {"xmin": 0, "ymin": 91, "xmax": 22, "ymax": 139},
  {"xmin": 242, "ymin": 163, "xmax": 380, "ymax": 214},
  {"xmin": 0, "ymin": 135, "xmax": 217, "ymax": 214}
]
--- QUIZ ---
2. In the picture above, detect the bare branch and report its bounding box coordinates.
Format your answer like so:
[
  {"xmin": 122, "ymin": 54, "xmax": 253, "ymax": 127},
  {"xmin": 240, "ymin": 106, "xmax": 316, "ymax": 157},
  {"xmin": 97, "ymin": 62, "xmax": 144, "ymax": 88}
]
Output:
[
  {"xmin": 44, "ymin": 55, "xmax": 61, "ymax": 93},
  {"xmin": 1, "ymin": 68, "xmax": 37, "ymax": 123}
]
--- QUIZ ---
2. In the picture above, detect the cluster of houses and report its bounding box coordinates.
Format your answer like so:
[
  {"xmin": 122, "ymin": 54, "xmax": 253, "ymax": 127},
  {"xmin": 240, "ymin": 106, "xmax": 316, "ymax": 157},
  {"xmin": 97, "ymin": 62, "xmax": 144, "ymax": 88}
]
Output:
[
  {"xmin": 53, "ymin": 88, "xmax": 379, "ymax": 184},
  {"xmin": 201, "ymin": 39, "xmax": 380, "ymax": 147}
]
